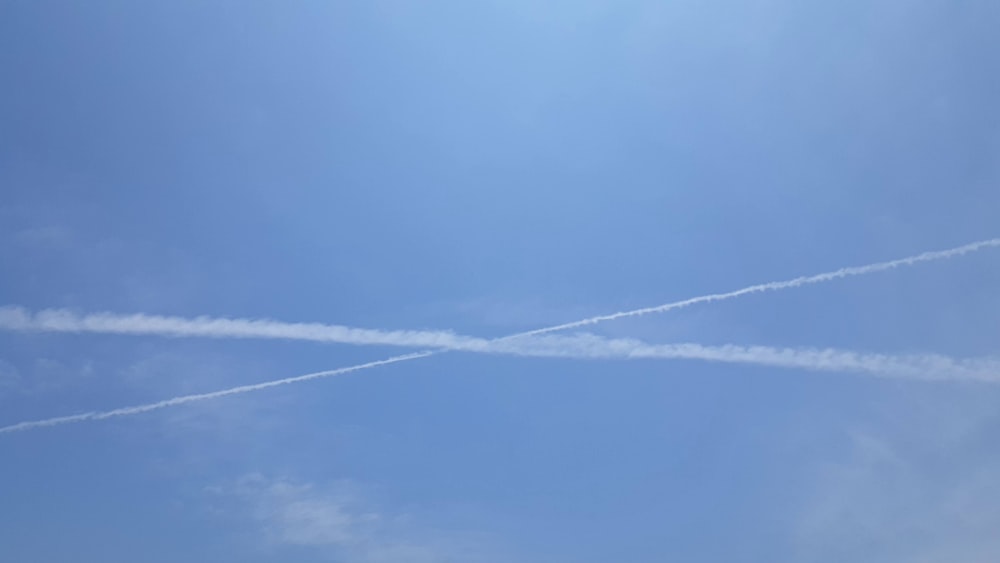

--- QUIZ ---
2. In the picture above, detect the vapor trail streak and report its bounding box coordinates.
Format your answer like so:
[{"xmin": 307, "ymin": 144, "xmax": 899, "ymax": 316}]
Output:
[
  {"xmin": 0, "ymin": 307, "xmax": 488, "ymax": 350},
  {"xmin": 2, "ymin": 238, "xmax": 998, "ymax": 351},
  {"xmin": 2, "ymin": 237, "xmax": 998, "ymax": 434},
  {"xmin": 510, "ymin": 238, "xmax": 1000, "ymax": 337},
  {"xmin": 488, "ymin": 334, "xmax": 1000, "ymax": 382},
  {"xmin": 3, "ymin": 337, "xmax": 997, "ymax": 434},
  {"xmin": 0, "ymin": 352, "xmax": 433, "ymax": 434}
]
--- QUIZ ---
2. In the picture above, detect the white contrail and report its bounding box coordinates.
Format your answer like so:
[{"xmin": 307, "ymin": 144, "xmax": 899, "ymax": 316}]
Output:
[
  {"xmin": 1, "ymin": 237, "xmax": 997, "ymax": 434},
  {"xmin": 0, "ymin": 352, "xmax": 434, "ymax": 434},
  {"xmin": 3, "ymin": 336, "xmax": 997, "ymax": 434},
  {"xmin": 0, "ymin": 307, "xmax": 491, "ymax": 350},
  {"xmin": 486, "ymin": 334, "xmax": 1000, "ymax": 382},
  {"xmin": 511, "ymin": 237, "xmax": 1000, "ymax": 337},
  {"xmin": 2, "ymin": 237, "xmax": 998, "ymax": 351}
]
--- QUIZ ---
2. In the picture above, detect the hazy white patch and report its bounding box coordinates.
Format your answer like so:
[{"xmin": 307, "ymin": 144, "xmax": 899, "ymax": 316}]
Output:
[
  {"xmin": 214, "ymin": 474, "xmax": 492, "ymax": 563},
  {"xmin": 237, "ymin": 476, "xmax": 370, "ymax": 547},
  {"xmin": 795, "ymin": 401, "xmax": 1000, "ymax": 562}
]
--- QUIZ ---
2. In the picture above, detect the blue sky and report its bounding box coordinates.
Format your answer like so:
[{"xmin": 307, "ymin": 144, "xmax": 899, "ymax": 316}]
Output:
[{"xmin": 1, "ymin": 1, "xmax": 999, "ymax": 561}]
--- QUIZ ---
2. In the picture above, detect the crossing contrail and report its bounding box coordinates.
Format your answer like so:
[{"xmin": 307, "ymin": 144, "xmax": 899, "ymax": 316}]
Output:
[
  {"xmin": 1, "ymin": 237, "xmax": 998, "ymax": 434},
  {"xmin": 2, "ymin": 237, "xmax": 998, "ymax": 351},
  {"xmin": 2, "ymin": 336, "xmax": 997, "ymax": 434}
]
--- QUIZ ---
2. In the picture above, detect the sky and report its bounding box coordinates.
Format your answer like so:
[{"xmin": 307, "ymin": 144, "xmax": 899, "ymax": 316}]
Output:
[{"xmin": 1, "ymin": 1, "xmax": 999, "ymax": 561}]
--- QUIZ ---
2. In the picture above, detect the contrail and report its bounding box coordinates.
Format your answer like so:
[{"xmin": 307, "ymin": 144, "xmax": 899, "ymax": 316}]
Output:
[
  {"xmin": 3, "ymin": 336, "xmax": 997, "ymax": 434},
  {"xmin": 0, "ymin": 307, "xmax": 490, "ymax": 351},
  {"xmin": 0, "ymin": 239, "xmax": 1000, "ymax": 352},
  {"xmin": 0, "ymin": 352, "xmax": 433, "ymax": 434},
  {"xmin": 2, "ymin": 237, "xmax": 998, "ymax": 434},
  {"xmin": 2, "ymin": 238, "xmax": 998, "ymax": 351},
  {"xmin": 486, "ymin": 334, "xmax": 1000, "ymax": 382},
  {"xmin": 511, "ymin": 237, "xmax": 1000, "ymax": 337}
]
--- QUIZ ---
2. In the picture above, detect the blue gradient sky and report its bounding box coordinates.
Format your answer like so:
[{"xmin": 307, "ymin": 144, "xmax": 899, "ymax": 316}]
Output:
[{"xmin": 2, "ymin": 1, "xmax": 999, "ymax": 561}]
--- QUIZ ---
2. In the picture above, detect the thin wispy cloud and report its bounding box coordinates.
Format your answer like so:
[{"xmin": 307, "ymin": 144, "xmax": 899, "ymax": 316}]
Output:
[
  {"xmin": 216, "ymin": 474, "xmax": 490, "ymax": 563},
  {"xmin": 796, "ymin": 428, "xmax": 1000, "ymax": 562},
  {"xmin": 1, "ymin": 237, "xmax": 997, "ymax": 434}
]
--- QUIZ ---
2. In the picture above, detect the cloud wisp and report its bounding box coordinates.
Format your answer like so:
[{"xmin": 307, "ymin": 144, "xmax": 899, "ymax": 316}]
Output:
[
  {"xmin": 2, "ymin": 237, "xmax": 998, "ymax": 351},
  {"xmin": 218, "ymin": 474, "xmax": 489, "ymax": 563},
  {"xmin": 1, "ymin": 237, "xmax": 998, "ymax": 434}
]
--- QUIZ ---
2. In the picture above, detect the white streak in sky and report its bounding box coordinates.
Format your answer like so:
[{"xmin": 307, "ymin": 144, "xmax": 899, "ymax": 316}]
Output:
[
  {"xmin": 2, "ymin": 238, "xmax": 998, "ymax": 351},
  {"xmin": 2, "ymin": 337, "xmax": 997, "ymax": 434},
  {"xmin": 486, "ymin": 334, "xmax": 1000, "ymax": 382},
  {"xmin": 0, "ymin": 307, "xmax": 490, "ymax": 350},
  {"xmin": 0, "ymin": 352, "xmax": 433, "ymax": 434},
  {"xmin": 511, "ymin": 238, "xmax": 1000, "ymax": 337},
  {"xmin": 2, "ymin": 237, "xmax": 998, "ymax": 434}
]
